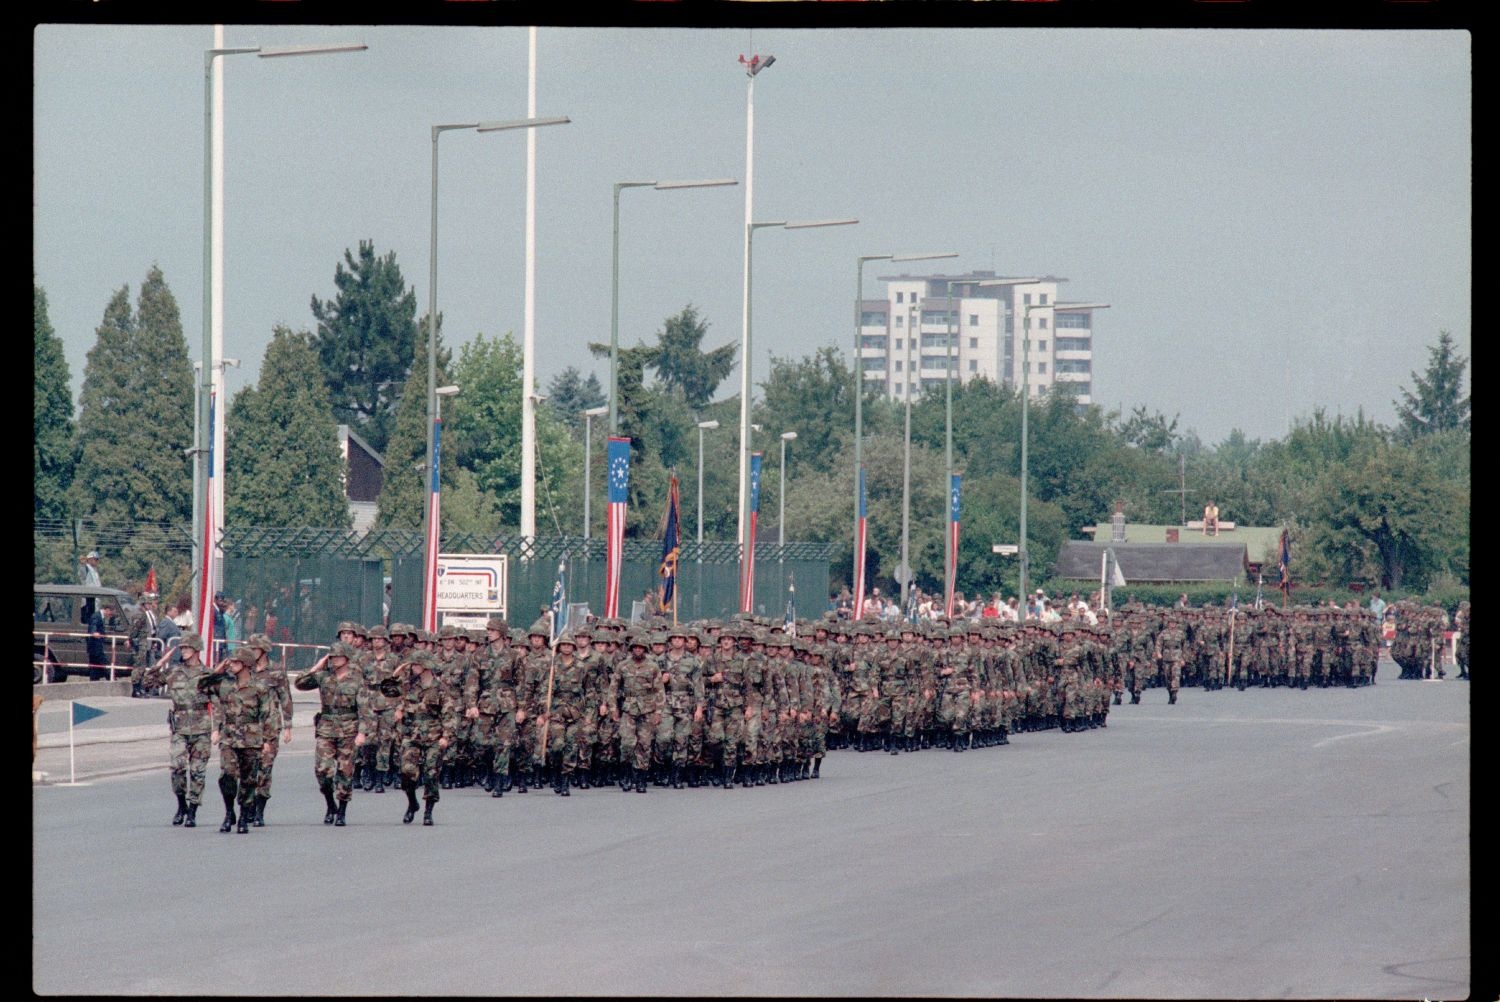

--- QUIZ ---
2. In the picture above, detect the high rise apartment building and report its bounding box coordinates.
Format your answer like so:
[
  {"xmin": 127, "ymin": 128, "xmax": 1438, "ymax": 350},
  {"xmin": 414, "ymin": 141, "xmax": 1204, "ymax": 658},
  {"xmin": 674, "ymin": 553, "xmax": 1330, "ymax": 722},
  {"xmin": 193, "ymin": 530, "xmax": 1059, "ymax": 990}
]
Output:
[{"xmin": 858, "ymin": 271, "xmax": 1103, "ymax": 405}]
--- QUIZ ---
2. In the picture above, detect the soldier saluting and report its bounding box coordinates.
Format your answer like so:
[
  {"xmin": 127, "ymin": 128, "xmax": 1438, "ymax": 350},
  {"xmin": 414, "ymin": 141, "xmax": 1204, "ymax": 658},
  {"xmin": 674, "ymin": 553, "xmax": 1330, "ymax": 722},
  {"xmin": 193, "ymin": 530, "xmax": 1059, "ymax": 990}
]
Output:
[
  {"xmin": 198, "ymin": 648, "xmax": 275, "ymax": 835},
  {"xmin": 381, "ymin": 649, "xmax": 458, "ymax": 826},
  {"xmin": 294, "ymin": 643, "xmax": 369, "ymax": 827},
  {"xmin": 142, "ymin": 632, "xmax": 213, "ymax": 827}
]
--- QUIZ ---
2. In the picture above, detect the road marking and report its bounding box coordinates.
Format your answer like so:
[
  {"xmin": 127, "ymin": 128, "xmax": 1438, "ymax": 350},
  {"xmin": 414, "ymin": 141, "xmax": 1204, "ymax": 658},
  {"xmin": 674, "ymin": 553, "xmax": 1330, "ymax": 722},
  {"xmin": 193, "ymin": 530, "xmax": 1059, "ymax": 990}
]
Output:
[{"xmin": 1312, "ymin": 723, "xmax": 1399, "ymax": 748}]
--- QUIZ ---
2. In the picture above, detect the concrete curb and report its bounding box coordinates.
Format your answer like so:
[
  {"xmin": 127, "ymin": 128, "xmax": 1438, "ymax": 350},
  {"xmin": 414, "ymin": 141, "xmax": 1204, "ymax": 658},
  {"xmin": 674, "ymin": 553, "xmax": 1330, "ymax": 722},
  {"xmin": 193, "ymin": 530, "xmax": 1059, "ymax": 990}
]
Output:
[{"xmin": 36, "ymin": 724, "xmax": 168, "ymax": 749}]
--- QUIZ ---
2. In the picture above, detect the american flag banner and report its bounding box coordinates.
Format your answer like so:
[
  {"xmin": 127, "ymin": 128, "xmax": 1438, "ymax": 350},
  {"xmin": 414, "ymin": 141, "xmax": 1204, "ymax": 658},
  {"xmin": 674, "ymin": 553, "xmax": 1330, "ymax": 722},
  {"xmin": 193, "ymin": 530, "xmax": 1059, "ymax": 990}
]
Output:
[
  {"xmin": 421, "ymin": 417, "xmax": 444, "ymax": 632},
  {"xmin": 659, "ymin": 474, "xmax": 681, "ymax": 620},
  {"xmin": 946, "ymin": 473, "xmax": 961, "ymax": 619},
  {"xmin": 739, "ymin": 452, "xmax": 763, "ymax": 613},
  {"xmin": 605, "ymin": 437, "xmax": 632, "ymax": 619},
  {"xmin": 853, "ymin": 467, "xmax": 868, "ymax": 621},
  {"xmin": 196, "ymin": 392, "xmax": 217, "ymax": 654}
]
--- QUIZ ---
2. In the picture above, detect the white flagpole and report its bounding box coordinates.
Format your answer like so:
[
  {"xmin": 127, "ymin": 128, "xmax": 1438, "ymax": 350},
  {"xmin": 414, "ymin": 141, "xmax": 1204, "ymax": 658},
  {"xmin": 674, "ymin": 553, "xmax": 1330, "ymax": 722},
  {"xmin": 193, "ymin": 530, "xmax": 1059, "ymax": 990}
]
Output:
[{"xmin": 68, "ymin": 702, "xmax": 76, "ymax": 785}]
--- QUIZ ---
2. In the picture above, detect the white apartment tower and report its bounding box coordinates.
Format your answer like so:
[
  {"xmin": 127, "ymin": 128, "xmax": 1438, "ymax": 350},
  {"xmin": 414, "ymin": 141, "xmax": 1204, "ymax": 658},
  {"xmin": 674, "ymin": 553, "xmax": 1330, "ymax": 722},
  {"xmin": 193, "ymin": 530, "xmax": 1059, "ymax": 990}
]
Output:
[{"xmin": 860, "ymin": 270, "xmax": 1102, "ymax": 404}]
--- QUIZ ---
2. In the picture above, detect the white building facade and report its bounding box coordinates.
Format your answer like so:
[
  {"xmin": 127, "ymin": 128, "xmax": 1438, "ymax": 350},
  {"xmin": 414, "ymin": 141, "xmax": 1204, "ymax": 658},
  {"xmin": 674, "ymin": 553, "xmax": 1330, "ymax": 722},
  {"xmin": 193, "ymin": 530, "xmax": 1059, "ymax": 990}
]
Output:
[{"xmin": 859, "ymin": 271, "xmax": 1102, "ymax": 405}]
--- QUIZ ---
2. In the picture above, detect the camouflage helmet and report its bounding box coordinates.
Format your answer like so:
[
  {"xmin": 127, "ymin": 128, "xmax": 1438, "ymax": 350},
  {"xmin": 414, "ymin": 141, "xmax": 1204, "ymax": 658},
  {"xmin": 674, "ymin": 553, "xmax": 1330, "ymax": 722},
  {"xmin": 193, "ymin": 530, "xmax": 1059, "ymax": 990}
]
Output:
[
  {"xmin": 625, "ymin": 630, "xmax": 649, "ymax": 650},
  {"xmin": 527, "ymin": 619, "xmax": 551, "ymax": 639},
  {"xmin": 486, "ymin": 616, "xmax": 509, "ymax": 632},
  {"xmin": 438, "ymin": 624, "xmax": 460, "ymax": 639},
  {"xmin": 367, "ymin": 624, "xmax": 389, "ymax": 640},
  {"xmin": 178, "ymin": 633, "xmax": 204, "ymax": 652},
  {"xmin": 554, "ymin": 631, "xmax": 578, "ymax": 650},
  {"xmin": 466, "ymin": 629, "xmax": 487, "ymax": 644},
  {"xmin": 337, "ymin": 620, "xmax": 358, "ymax": 635},
  {"xmin": 328, "ymin": 642, "xmax": 355, "ymax": 660},
  {"xmin": 250, "ymin": 634, "xmax": 273, "ymax": 653}
]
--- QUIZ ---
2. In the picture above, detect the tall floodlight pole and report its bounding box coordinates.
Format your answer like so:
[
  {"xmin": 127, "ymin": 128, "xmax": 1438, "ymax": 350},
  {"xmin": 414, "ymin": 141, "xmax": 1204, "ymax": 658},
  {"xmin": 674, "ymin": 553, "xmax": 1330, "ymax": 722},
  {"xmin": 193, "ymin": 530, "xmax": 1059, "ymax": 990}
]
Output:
[
  {"xmin": 582, "ymin": 405, "xmax": 609, "ymax": 538},
  {"xmin": 610, "ymin": 179, "xmax": 738, "ymax": 434},
  {"xmin": 196, "ymin": 35, "xmax": 365, "ymax": 639},
  {"xmin": 900, "ymin": 302, "xmax": 916, "ymax": 610},
  {"xmin": 424, "ymin": 115, "xmax": 569, "ymax": 626},
  {"xmin": 944, "ymin": 300, "xmax": 956, "ymax": 612},
  {"xmin": 853, "ymin": 251, "xmax": 957, "ymax": 586},
  {"xmin": 735, "ymin": 52, "xmax": 775, "ymax": 567}
]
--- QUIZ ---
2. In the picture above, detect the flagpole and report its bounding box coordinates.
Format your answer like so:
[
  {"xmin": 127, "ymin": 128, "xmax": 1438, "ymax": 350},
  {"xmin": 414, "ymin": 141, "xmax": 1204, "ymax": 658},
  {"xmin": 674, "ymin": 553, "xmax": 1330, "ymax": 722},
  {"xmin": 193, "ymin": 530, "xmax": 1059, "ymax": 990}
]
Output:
[{"xmin": 69, "ymin": 702, "xmax": 76, "ymax": 785}]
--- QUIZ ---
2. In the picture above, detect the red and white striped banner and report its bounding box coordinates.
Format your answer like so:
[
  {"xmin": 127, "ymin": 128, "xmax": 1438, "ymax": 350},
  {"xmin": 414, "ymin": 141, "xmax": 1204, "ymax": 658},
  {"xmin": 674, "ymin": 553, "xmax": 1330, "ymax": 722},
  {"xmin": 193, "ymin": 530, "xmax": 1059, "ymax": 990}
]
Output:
[
  {"xmin": 853, "ymin": 466, "xmax": 868, "ymax": 620},
  {"xmin": 605, "ymin": 437, "xmax": 631, "ymax": 619}
]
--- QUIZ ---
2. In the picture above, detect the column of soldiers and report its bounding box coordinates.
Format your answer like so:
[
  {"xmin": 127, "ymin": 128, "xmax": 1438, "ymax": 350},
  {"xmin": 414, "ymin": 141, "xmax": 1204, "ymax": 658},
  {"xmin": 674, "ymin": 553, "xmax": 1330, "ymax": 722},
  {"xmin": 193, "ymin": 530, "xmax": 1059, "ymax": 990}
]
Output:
[
  {"xmin": 1389, "ymin": 600, "xmax": 1456, "ymax": 680},
  {"xmin": 147, "ymin": 596, "xmax": 1461, "ymax": 829},
  {"xmin": 1113, "ymin": 603, "xmax": 1388, "ymax": 699}
]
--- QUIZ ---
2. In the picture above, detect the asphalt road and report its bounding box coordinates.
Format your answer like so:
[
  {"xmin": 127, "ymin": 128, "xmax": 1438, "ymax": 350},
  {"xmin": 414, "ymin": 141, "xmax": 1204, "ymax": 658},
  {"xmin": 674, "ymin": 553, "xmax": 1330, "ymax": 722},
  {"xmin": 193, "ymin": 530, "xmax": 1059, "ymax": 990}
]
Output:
[{"xmin": 33, "ymin": 657, "xmax": 1471, "ymax": 998}]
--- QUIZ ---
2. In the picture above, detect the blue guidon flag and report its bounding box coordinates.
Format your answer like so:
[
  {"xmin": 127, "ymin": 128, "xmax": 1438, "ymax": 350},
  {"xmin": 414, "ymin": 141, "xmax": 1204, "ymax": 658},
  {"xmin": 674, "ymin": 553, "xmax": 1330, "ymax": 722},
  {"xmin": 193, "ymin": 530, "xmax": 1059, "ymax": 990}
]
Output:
[
  {"xmin": 72, "ymin": 701, "xmax": 106, "ymax": 726},
  {"xmin": 946, "ymin": 473, "xmax": 961, "ymax": 619},
  {"xmin": 550, "ymin": 554, "xmax": 569, "ymax": 645},
  {"xmin": 659, "ymin": 474, "xmax": 681, "ymax": 619},
  {"xmin": 605, "ymin": 437, "xmax": 632, "ymax": 619},
  {"xmin": 740, "ymin": 453, "xmax": 763, "ymax": 613}
]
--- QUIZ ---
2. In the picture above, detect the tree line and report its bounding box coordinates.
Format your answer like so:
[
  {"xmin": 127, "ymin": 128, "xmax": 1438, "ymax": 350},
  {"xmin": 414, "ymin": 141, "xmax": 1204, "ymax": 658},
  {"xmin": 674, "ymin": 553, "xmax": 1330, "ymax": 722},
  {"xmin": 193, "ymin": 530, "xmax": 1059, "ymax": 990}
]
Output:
[{"xmin": 35, "ymin": 245, "xmax": 1470, "ymax": 607}]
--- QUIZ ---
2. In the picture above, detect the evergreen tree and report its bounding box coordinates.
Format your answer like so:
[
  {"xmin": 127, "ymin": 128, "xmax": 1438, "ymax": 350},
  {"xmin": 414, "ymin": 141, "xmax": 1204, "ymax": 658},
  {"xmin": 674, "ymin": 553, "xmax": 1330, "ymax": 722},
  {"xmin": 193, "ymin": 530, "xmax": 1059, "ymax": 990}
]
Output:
[
  {"xmin": 225, "ymin": 327, "xmax": 351, "ymax": 528},
  {"xmin": 648, "ymin": 305, "xmax": 737, "ymax": 408},
  {"xmin": 310, "ymin": 241, "xmax": 422, "ymax": 452},
  {"xmin": 1395, "ymin": 330, "xmax": 1470, "ymax": 438},
  {"xmin": 34, "ymin": 283, "xmax": 75, "ymax": 521},
  {"xmin": 546, "ymin": 366, "xmax": 606, "ymax": 433},
  {"xmin": 75, "ymin": 267, "xmax": 193, "ymax": 525}
]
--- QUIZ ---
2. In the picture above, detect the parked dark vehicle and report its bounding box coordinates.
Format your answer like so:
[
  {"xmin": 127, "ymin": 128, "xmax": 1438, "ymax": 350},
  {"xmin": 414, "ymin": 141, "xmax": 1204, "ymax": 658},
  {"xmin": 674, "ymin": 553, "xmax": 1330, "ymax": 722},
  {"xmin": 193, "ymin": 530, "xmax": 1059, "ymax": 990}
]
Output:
[{"xmin": 34, "ymin": 584, "xmax": 140, "ymax": 683}]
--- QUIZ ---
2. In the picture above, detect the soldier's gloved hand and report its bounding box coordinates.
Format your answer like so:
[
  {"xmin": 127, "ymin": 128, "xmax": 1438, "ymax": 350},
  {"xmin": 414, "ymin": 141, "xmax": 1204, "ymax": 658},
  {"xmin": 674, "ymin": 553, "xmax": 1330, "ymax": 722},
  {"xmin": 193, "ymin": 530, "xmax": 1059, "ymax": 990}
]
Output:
[
  {"xmin": 197, "ymin": 672, "xmax": 225, "ymax": 693},
  {"xmin": 379, "ymin": 679, "xmax": 403, "ymax": 698}
]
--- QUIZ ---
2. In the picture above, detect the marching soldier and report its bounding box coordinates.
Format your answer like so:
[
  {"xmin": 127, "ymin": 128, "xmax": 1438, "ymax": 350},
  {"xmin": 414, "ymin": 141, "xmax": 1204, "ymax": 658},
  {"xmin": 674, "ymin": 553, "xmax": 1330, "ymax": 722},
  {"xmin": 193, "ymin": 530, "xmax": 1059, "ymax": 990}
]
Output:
[
  {"xmin": 1153, "ymin": 615, "xmax": 1187, "ymax": 704},
  {"xmin": 381, "ymin": 648, "xmax": 458, "ymax": 825},
  {"xmin": 610, "ymin": 631, "xmax": 666, "ymax": 793},
  {"xmin": 142, "ymin": 632, "xmax": 213, "ymax": 827},
  {"xmin": 293, "ymin": 643, "xmax": 368, "ymax": 826},
  {"xmin": 246, "ymin": 635, "xmax": 292, "ymax": 826},
  {"xmin": 659, "ymin": 625, "xmax": 705, "ymax": 789},
  {"xmin": 199, "ymin": 648, "xmax": 275, "ymax": 835}
]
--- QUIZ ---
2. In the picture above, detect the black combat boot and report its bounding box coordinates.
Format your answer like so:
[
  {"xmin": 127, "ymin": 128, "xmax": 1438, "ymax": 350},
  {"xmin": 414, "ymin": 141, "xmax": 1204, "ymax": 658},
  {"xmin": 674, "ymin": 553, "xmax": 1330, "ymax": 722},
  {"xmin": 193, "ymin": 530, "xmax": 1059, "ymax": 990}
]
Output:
[
  {"xmin": 423, "ymin": 799, "xmax": 436, "ymax": 825},
  {"xmin": 439, "ymin": 765, "xmax": 453, "ymax": 790},
  {"xmin": 173, "ymin": 793, "xmax": 188, "ymax": 826},
  {"xmin": 635, "ymin": 769, "xmax": 648, "ymax": 793},
  {"xmin": 491, "ymin": 770, "xmax": 504, "ymax": 798},
  {"xmin": 321, "ymin": 782, "xmax": 337, "ymax": 825},
  {"xmin": 998, "ymin": 727, "xmax": 1010, "ymax": 745},
  {"xmin": 252, "ymin": 795, "xmax": 267, "ymax": 827},
  {"xmin": 670, "ymin": 764, "xmax": 684, "ymax": 789},
  {"xmin": 218, "ymin": 778, "xmax": 237, "ymax": 833},
  {"xmin": 811, "ymin": 756, "xmax": 822, "ymax": 778},
  {"xmin": 1168, "ymin": 690, "xmax": 1178, "ymax": 704},
  {"xmin": 558, "ymin": 772, "xmax": 571, "ymax": 797},
  {"xmin": 334, "ymin": 801, "xmax": 348, "ymax": 827},
  {"xmin": 515, "ymin": 767, "xmax": 529, "ymax": 793},
  {"xmin": 753, "ymin": 764, "xmax": 767, "ymax": 787},
  {"xmin": 722, "ymin": 761, "xmax": 736, "ymax": 789},
  {"xmin": 372, "ymin": 767, "xmax": 385, "ymax": 794},
  {"xmin": 360, "ymin": 761, "xmax": 374, "ymax": 792},
  {"xmin": 236, "ymin": 801, "xmax": 250, "ymax": 834},
  {"xmin": 1130, "ymin": 692, "xmax": 1140, "ymax": 704},
  {"xmin": 1300, "ymin": 678, "xmax": 1309, "ymax": 690},
  {"xmin": 184, "ymin": 803, "xmax": 198, "ymax": 827},
  {"xmin": 1113, "ymin": 692, "xmax": 1123, "ymax": 705},
  {"xmin": 403, "ymin": 782, "xmax": 420, "ymax": 824}
]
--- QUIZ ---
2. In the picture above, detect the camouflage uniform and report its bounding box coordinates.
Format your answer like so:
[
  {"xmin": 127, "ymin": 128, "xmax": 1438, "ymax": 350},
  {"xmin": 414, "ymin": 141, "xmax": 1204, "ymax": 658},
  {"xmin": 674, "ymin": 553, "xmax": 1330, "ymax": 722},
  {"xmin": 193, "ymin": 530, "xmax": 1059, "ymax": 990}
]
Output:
[
  {"xmin": 248, "ymin": 636, "xmax": 291, "ymax": 825},
  {"xmin": 202, "ymin": 651, "xmax": 275, "ymax": 834},
  {"xmin": 1154, "ymin": 621, "xmax": 1186, "ymax": 704},
  {"xmin": 142, "ymin": 634, "xmax": 212, "ymax": 825},
  {"xmin": 387, "ymin": 652, "xmax": 459, "ymax": 823},
  {"xmin": 658, "ymin": 640, "xmax": 704, "ymax": 786},
  {"xmin": 609, "ymin": 636, "xmax": 666, "ymax": 791},
  {"xmin": 293, "ymin": 644, "xmax": 368, "ymax": 823}
]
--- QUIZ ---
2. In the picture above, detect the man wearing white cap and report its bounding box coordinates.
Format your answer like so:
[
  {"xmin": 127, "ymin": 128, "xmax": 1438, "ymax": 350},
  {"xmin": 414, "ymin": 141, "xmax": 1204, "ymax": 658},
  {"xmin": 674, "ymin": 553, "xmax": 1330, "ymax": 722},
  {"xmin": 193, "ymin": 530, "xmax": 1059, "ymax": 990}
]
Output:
[{"xmin": 79, "ymin": 551, "xmax": 101, "ymax": 588}]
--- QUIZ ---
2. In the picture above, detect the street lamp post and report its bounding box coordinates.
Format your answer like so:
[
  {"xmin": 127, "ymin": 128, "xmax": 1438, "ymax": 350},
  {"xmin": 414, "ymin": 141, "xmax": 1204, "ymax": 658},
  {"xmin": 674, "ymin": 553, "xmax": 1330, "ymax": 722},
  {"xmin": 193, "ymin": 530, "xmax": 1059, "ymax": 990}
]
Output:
[
  {"xmin": 609, "ymin": 179, "xmax": 738, "ymax": 434},
  {"xmin": 582, "ymin": 405, "xmax": 609, "ymax": 539},
  {"xmin": 736, "ymin": 218, "xmax": 858, "ymax": 580},
  {"xmin": 778, "ymin": 431, "xmax": 797, "ymax": 548},
  {"xmin": 900, "ymin": 303, "xmax": 916, "ymax": 610},
  {"xmin": 422, "ymin": 114, "xmax": 568, "ymax": 628},
  {"xmin": 421, "ymin": 384, "xmax": 461, "ymax": 632},
  {"xmin": 853, "ymin": 251, "xmax": 957, "ymax": 586},
  {"xmin": 195, "ymin": 36, "xmax": 365, "ymax": 639}
]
